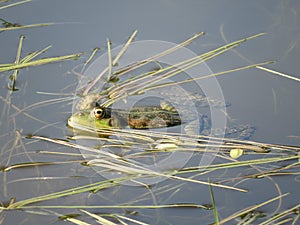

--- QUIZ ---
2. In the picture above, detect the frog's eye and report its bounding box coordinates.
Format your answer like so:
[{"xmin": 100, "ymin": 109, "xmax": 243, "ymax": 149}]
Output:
[{"xmin": 92, "ymin": 107, "xmax": 104, "ymax": 119}]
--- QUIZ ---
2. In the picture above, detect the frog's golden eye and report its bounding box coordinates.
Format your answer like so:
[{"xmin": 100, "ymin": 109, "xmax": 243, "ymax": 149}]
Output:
[{"xmin": 92, "ymin": 107, "xmax": 104, "ymax": 119}]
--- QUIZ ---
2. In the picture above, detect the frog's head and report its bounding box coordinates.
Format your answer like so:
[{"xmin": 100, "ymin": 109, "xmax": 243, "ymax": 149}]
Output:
[{"xmin": 68, "ymin": 108, "xmax": 112, "ymax": 130}]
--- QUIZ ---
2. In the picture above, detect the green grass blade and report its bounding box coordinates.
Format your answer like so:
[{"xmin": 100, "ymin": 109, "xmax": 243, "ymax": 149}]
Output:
[
  {"xmin": 113, "ymin": 29, "xmax": 137, "ymax": 66},
  {"xmin": 209, "ymin": 181, "xmax": 219, "ymax": 225},
  {"xmin": 0, "ymin": 0, "xmax": 31, "ymax": 10},
  {"xmin": 66, "ymin": 218, "xmax": 90, "ymax": 225},
  {"xmin": 82, "ymin": 47, "xmax": 100, "ymax": 68},
  {"xmin": 0, "ymin": 23, "xmax": 54, "ymax": 31},
  {"xmin": 20, "ymin": 45, "xmax": 52, "ymax": 63},
  {"xmin": 8, "ymin": 35, "xmax": 25, "ymax": 90},
  {"xmin": 0, "ymin": 53, "xmax": 81, "ymax": 73},
  {"xmin": 106, "ymin": 38, "xmax": 112, "ymax": 81},
  {"xmin": 259, "ymin": 202, "xmax": 300, "ymax": 225}
]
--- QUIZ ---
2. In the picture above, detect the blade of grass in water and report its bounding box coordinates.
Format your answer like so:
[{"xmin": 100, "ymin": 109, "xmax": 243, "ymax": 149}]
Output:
[
  {"xmin": 80, "ymin": 210, "xmax": 118, "ymax": 225},
  {"xmin": 3, "ymin": 136, "xmax": 297, "ymax": 210},
  {"xmin": 8, "ymin": 35, "xmax": 24, "ymax": 91},
  {"xmin": 65, "ymin": 218, "xmax": 90, "ymax": 225},
  {"xmin": 140, "ymin": 61, "xmax": 273, "ymax": 94},
  {"xmin": 106, "ymin": 38, "xmax": 112, "ymax": 81},
  {"xmin": 112, "ymin": 32, "xmax": 264, "ymax": 89},
  {"xmin": 104, "ymin": 32, "xmax": 208, "ymax": 96},
  {"xmin": 0, "ymin": 36, "xmax": 81, "ymax": 78},
  {"xmin": 132, "ymin": 33, "xmax": 266, "ymax": 91},
  {"xmin": 0, "ymin": 23, "xmax": 54, "ymax": 31},
  {"xmin": 81, "ymin": 47, "xmax": 101, "ymax": 73},
  {"xmin": 218, "ymin": 193, "xmax": 289, "ymax": 224},
  {"xmin": 81, "ymin": 30, "xmax": 137, "ymax": 95},
  {"xmin": 219, "ymin": 26, "xmax": 300, "ymax": 84},
  {"xmin": 0, "ymin": 0, "xmax": 31, "ymax": 10},
  {"xmin": 82, "ymin": 31, "xmax": 204, "ymax": 95},
  {"xmin": 113, "ymin": 30, "xmax": 137, "ymax": 66},
  {"xmin": 5, "ymin": 172, "xmax": 209, "ymax": 210},
  {"xmin": 176, "ymin": 155, "xmax": 300, "ymax": 175},
  {"xmin": 209, "ymin": 181, "xmax": 219, "ymax": 225},
  {"xmin": 28, "ymin": 135, "xmax": 122, "ymax": 160},
  {"xmin": 6, "ymin": 176, "xmax": 133, "ymax": 209},
  {"xmin": 1, "ymin": 160, "xmax": 84, "ymax": 172},
  {"xmin": 11, "ymin": 203, "xmax": 209, "ymax": 210},
  {"xmin": 112, "ymin": 31, "xmax": 206, "ymax": 78},
  {"xmin": 34, "ymin": 131, "xmax": 248, "ymax": 192},
  {"xmin": 113, "ymin": 214, "xmax": 149, "ymax": 225},
  {"xmin": 0, "ymin": 17, "xmax": 20, "ymax": 29},
  {"xmin": 68, "ymin": 117, "xmax": 300, "ymax": 154},
  {"xmin": 256, "ymin": 66, "xmax": 300, "ymax": 82},
  {"xmin": 259, "ymin": 202, "xmax": 300, "ymax": 225},
  {"xmin": 20, "ymin": 45, "xmax": 52, "ymax": 63},
  {"xmin": 102, "ymin": 33, "xmax": 267, "ymax": 107},
  {"xmin": 26, "ymin": 134, "xmax": 248, "ymax": 192},
  {"xmin": 0, "ymin": 53, "xmax": 81, "ymax": 73},
  {"xmin": 73, "ymin": 157, "xmax": 248, "ymax": 192}
]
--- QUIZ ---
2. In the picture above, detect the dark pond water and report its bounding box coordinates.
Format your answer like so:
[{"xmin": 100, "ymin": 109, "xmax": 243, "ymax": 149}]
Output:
[{"xmin": 0, "ymin": 1, "xmax": 300, "ymax": 224}]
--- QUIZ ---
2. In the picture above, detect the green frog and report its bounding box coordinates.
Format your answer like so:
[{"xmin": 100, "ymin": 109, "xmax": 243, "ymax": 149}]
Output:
[
  {"xmin": 68, "ymin": 101, "xmax": 181, "ymax": 130},
  {"xmin": 68, "ymin": 88, "xmax": 254, "ymax": 139}
]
